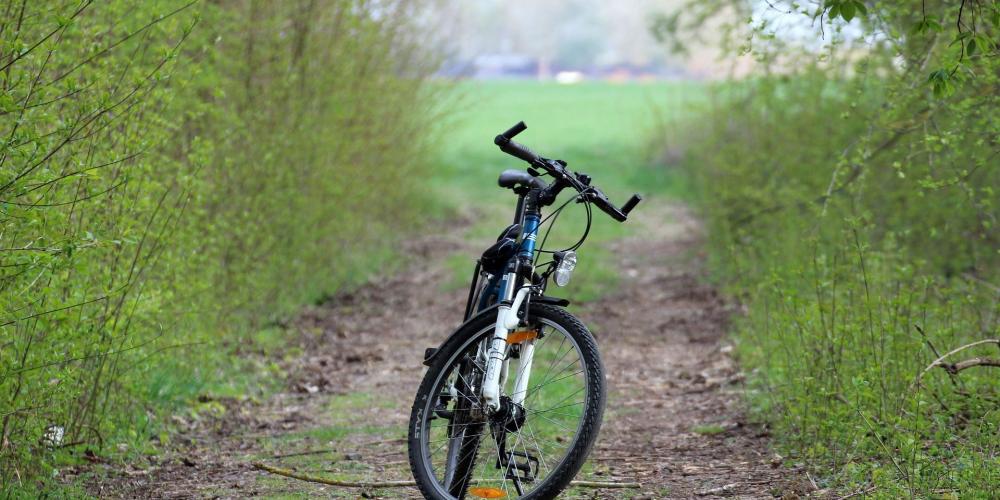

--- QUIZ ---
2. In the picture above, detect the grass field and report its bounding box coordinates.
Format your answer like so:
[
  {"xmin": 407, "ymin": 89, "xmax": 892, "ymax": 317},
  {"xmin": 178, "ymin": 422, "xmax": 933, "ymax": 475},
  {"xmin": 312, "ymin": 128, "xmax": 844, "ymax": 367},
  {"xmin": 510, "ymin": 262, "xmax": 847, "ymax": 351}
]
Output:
[{"xmin": 430, "ymin": 80, "xmax": 702, "ymax": 302}]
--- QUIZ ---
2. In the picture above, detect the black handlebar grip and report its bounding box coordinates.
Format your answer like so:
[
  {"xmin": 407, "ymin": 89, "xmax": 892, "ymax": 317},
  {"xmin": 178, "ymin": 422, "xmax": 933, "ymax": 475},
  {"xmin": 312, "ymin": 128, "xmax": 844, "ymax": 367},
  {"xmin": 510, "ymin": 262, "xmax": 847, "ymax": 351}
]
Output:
[
  {"xmin": 621, "ymin": 194, "xmax": 642, "ymax": 215},
  {"xmin": 585, "ymin": 188, "xmax": 628, "ymax": 222},
  {"xmin": 494, "ymin": 122, "xmax": 539, "ymax": 164},
  {"xmin": 499, "ymin": 121, "xmax": 527, "ymax": 141},
  {"xmin": 499, "ymin": 140, "xmax": 540, "ymax": 164}
]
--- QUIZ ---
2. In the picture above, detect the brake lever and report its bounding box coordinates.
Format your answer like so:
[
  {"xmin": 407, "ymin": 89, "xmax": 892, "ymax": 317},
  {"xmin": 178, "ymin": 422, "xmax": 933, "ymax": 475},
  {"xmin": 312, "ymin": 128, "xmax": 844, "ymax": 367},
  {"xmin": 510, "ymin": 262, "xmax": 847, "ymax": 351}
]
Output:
[
  {"xmin": 574, "ymin": 187, "xmax": 601, "ymax": 205},
  {"xmin": 579, "ymin": 187, "xmax": 629, "ymax": 222}
]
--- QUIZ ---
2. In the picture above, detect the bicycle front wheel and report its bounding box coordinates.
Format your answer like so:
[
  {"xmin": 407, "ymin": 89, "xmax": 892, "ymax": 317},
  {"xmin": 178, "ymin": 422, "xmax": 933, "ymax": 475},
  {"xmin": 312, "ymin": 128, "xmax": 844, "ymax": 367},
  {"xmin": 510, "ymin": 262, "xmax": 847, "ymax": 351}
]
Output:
[{"xmin": 408, "ymin": 304, "xmax": 605, "ymax": 500}]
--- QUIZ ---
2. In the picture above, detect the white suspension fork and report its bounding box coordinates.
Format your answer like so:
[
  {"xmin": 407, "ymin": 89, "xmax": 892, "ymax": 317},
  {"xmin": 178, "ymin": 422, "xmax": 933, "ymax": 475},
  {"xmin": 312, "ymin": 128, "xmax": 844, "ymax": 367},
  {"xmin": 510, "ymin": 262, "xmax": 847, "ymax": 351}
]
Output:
[
  {"xmin": 481, "ymin": 279, "xmax": 533, "ymax": 412},
  {"xmin": 510, "ymin": 339, "xmax": 535, "ymax": 406}
]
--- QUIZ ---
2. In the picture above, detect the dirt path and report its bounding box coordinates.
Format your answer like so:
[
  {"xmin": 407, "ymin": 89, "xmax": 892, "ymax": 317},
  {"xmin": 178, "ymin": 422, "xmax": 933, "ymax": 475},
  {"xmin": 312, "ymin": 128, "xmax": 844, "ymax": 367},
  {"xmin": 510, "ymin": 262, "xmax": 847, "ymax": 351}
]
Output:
[
  {"xmin": 84, "ymin": 202, "xmax": 807, "ymax": 499},
  {"xmin": 582, "ymin": 204, "xmax": 809, "ymax": 498}
]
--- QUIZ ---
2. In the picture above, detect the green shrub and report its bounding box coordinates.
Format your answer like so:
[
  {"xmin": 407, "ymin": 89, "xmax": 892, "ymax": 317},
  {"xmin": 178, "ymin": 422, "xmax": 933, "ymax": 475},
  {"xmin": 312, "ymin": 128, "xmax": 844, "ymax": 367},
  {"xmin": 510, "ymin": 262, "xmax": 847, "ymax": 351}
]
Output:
[
  {"xmin": 664, "ymin": 1, "xmax": 999, "ymax": 495},
  {"xmin": 0, "ymin": 0, "xmax": 441, "ymax": 487}
]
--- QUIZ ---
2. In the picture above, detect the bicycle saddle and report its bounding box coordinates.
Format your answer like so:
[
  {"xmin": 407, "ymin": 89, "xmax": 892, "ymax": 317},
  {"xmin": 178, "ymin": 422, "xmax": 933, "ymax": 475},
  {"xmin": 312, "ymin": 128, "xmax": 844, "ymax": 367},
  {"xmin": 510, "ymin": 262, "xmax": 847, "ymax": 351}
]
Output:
[{"xmin": 498, "ymin": 169, "xmax": 545, "ymax": 190}]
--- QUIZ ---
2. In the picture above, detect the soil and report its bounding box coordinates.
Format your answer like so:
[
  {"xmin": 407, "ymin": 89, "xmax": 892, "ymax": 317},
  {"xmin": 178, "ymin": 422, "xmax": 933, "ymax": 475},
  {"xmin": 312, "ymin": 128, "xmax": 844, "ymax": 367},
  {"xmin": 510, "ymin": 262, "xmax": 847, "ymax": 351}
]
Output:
[{"xmin": 80, "ymin": 202, "xmax": 812, "ymax": 499}]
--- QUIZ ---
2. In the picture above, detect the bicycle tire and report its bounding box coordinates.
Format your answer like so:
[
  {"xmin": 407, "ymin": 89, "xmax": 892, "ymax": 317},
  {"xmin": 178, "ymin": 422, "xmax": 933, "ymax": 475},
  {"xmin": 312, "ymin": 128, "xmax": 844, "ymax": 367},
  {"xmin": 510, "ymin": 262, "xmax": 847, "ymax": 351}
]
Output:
[{"xmin": 408, "ymin": 303, "xmax": 605, "ymax": 500}]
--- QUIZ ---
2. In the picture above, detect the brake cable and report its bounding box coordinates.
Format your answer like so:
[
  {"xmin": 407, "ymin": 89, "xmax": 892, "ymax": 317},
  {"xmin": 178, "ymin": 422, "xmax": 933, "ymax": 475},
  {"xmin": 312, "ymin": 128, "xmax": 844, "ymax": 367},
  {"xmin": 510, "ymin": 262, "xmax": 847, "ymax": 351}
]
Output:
[{"xmin": 536, "ymin": 192, "xmax": 593, "ymax": 256}]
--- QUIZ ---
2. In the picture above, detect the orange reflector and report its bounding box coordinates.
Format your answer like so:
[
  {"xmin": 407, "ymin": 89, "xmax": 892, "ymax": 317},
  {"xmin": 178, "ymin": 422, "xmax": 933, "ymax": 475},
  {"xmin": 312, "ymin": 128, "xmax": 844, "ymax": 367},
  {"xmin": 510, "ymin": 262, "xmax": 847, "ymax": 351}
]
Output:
[
  {"xmin": 506, "ymin": 329, "xmax": 538, "ymax": 344},
  {"xmin": 468, "ymin": 486, "xmax": 506, "ymax": 498}
]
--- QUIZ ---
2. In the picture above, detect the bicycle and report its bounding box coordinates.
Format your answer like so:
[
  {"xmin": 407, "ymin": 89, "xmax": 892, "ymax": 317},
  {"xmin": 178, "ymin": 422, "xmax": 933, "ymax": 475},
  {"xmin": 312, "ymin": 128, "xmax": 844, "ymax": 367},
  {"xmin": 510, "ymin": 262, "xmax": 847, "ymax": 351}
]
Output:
[{"xmin": 407, "ymin": 122, "xmax": 642, "ymax": 499}]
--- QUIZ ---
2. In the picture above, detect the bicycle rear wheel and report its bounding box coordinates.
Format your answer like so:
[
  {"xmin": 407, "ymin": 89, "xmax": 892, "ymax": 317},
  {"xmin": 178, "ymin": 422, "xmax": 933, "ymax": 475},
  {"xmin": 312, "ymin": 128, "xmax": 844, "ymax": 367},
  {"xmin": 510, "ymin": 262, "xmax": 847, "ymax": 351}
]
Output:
[{"xmin": 408, "ymin": 304, "xmax": 605, "ymax": 499}]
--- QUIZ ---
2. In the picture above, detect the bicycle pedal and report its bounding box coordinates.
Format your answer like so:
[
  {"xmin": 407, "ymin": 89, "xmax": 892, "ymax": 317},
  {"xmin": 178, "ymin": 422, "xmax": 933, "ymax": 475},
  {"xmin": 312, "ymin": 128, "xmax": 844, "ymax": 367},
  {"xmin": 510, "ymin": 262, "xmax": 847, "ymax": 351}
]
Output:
[
  {"xmin": 503, "ymin": 450, "xmax": 539, "ymax": 483},
  {"xmin": 431, "ymin": 402, "xmax": 453, "ymax": 421},
  {"xmin": 430, "ymin": 387, "xmax": 453, "ymax": 421}
]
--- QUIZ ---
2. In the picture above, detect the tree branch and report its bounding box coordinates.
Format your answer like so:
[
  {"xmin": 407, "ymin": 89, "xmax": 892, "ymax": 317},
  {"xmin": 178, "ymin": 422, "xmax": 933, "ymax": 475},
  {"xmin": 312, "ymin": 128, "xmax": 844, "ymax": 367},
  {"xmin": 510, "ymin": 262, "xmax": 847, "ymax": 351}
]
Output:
[
  {"xmin": 946, "ymin": 357, "xmax": 1000, "ymax": 374},
  {"xmin": 917, "ymin": 339, "xmax": 1000, "ymax": 382}
]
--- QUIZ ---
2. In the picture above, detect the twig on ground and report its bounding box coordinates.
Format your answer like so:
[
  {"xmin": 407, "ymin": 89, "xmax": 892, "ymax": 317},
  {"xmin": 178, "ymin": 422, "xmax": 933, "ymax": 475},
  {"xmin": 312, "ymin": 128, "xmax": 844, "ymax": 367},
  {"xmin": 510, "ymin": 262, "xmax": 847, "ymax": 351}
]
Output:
[
  {"xmin": 357, "ymin": 437, "xmax": 406, "ymax": 447},
  {"xmin": 806, "ymin": 471, "xmax": 819, "ymax": 491},
  {"xmin": 569, "ymin": 480, "xmax": 641, "ymax": 488},
  {"xmin": 252, "ymin": 462, "xmax": 641, "ymax": 489},
  {"xmin": 253, "ymin": 462, "xmax": 415, "ymax": 488},
  {"xmin": 838, "ymin": 485, "xmax": 878, "ymax": 499},
  {"xmin": 271, "ymin": 448, "xmax": 337, "ymax": 459},
  {"xmin": 269, "ymin": 437, "xmax": 406, "ymax": 459}
]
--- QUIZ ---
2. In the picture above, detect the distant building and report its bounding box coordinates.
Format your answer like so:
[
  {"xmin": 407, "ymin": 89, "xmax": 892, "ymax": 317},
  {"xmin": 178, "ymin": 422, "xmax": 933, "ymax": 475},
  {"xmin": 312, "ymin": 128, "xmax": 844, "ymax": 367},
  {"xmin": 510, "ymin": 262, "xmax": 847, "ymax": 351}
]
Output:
[
  {"xmin": 471, "ymin": 53, "xmax": 537, "ymax": 79},
  {"xmin": 436, "ymin": 54, "xmax": 692, "ymax": 81}
]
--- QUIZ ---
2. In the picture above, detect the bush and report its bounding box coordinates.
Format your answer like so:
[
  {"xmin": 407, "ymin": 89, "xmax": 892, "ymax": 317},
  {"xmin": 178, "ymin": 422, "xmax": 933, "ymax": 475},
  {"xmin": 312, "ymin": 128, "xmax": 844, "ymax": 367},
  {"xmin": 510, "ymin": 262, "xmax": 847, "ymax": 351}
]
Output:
[
  {"xmin": 0, "ymin": 0, "xmax": 441, "ymax": 486},
  {"xmin": 664, "ymin": 1, "xmax": 999, "ymax": 495}
]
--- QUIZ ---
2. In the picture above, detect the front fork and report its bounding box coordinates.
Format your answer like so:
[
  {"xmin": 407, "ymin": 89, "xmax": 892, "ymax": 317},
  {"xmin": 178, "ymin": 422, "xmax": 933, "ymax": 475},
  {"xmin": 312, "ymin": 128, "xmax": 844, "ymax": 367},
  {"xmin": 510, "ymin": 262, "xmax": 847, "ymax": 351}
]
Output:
[{"xmin": 481, "ymin": 275, "xmax": 536, "ymax": 412}]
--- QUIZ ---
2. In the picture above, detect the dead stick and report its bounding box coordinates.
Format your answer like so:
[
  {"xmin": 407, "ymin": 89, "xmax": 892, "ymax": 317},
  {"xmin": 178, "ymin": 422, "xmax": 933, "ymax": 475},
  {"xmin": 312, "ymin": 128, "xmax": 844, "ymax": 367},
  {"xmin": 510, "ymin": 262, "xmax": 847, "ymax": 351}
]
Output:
[
  {"xmin": 838, "ymin": 485, "xmax": 878, "ymax": 500},
  {"xmin": 271, "ymin": 448, "xmax": 337, "ymax": 459},
  {"xmin": 252, "ymin": 462, "xmax": 641, "ymax": 489},
  {"xmin": 271, "ymin": 438, "xmax": 406, "ymax": 459},
  {"xmin": 570, "ymin": 480, "xmax": 641, "ymax": 488},
  {"xmin": 949, "ymin": 357, "xmax": 1000, "ymax": 373},
  {"xmin": 916, "ymin": 339, "xmax": 1000, "ymax": 383},
  {"xmin": 358, "ymin": 437, "xmax": 406, "ymax": 447},
  {"xmin": 253, "ymin": 463, "xmax": 414, "ymax": 488}
]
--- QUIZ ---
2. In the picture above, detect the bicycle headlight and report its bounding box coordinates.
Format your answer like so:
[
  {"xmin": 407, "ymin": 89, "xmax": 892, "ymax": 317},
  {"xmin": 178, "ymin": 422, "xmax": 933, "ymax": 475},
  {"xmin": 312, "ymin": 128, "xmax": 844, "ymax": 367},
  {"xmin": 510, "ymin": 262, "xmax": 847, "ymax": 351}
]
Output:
[{"xmin": 553, "ymin": 251, "xmax": 577, "ymax": 287}]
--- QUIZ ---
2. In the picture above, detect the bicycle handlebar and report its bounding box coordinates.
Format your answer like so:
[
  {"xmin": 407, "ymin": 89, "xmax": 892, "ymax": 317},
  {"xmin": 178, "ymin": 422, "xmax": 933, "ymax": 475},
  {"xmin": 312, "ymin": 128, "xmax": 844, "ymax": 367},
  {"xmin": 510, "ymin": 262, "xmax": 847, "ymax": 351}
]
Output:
[
  {"xmin": 499, "ymin": 121, "xmax": 527, "ymax": 140},
  {"xmin": 585, "ymin": 187, "xmax": 633, "ymax": 222},
  {"xmin": 494, "ymin": 121, "xmax": 642, "ymax": 222},
  {"xmin": 494, "ymin": 121, "xmax": 540, "ymax": 164}
]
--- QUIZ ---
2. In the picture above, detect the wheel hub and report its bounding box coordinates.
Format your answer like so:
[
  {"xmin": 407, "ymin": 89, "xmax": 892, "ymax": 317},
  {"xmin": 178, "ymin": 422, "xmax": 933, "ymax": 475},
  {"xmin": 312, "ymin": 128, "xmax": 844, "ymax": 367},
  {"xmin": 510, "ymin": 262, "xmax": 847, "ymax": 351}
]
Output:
[{"xmin": 491, "ymin": 395, "xmax": 526, "ymax": 432}]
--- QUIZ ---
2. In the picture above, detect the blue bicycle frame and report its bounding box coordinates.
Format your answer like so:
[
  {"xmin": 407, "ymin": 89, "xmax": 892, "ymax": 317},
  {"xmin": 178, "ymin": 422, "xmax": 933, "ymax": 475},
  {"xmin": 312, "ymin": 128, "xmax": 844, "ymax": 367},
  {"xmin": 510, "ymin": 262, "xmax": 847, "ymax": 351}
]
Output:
[{"xmin": 476, "ymin": 201, "xmax": 541, "ymax": 312}]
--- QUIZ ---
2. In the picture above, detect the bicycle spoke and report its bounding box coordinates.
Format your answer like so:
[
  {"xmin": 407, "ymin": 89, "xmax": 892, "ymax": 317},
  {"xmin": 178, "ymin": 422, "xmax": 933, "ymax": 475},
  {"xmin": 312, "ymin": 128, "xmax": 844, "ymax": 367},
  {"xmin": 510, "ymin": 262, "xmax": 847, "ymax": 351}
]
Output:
[
  {"xmin": 526, "ymin": 367, "xmax": 584, "ymax": 399},
  {"xmin": 417, "ymin": 316, "xmax": 594, "ymax": 498}
]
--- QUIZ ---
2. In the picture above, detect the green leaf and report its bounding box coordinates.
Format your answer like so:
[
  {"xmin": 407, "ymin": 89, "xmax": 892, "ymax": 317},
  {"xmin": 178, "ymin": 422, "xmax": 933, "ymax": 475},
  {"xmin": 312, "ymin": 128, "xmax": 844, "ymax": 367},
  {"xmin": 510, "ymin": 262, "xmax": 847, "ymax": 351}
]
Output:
[
  {"xmin": 854, "ymin": 0, "xmax": 867, "ymax": 16},
  {"xmin": 0, "ymin": 93, "xmax": 15, "ymax": 112},
  {"xmin": 840, "ymin": 1, "xmax": 855, "ymax": 22},
  {"xmin": 927, "ymin": 69, "xmax": 954, "ymax": 97},
  {"xmin": 966, "ymin": 38, "xmax": 977, "ymax": 56}
]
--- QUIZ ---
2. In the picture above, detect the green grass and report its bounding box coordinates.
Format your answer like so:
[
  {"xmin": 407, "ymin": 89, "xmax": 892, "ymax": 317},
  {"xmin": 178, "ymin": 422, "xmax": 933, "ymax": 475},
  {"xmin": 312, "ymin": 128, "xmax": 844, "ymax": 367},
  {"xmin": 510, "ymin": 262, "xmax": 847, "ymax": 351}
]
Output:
[
  {"xmin": 431, "ymin": 81, "xmax": 703, "ymax": 303},
  {"xmin": 266, "ymin": 391, "xmax": 403, "ymax": 451},
  {"xmin": 250, "ymin": 390, "xmax": 410, "ymax": 496},
  {"xmin": 691, "ymin": 424, "xmax": 727, "ymax": 436}
]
